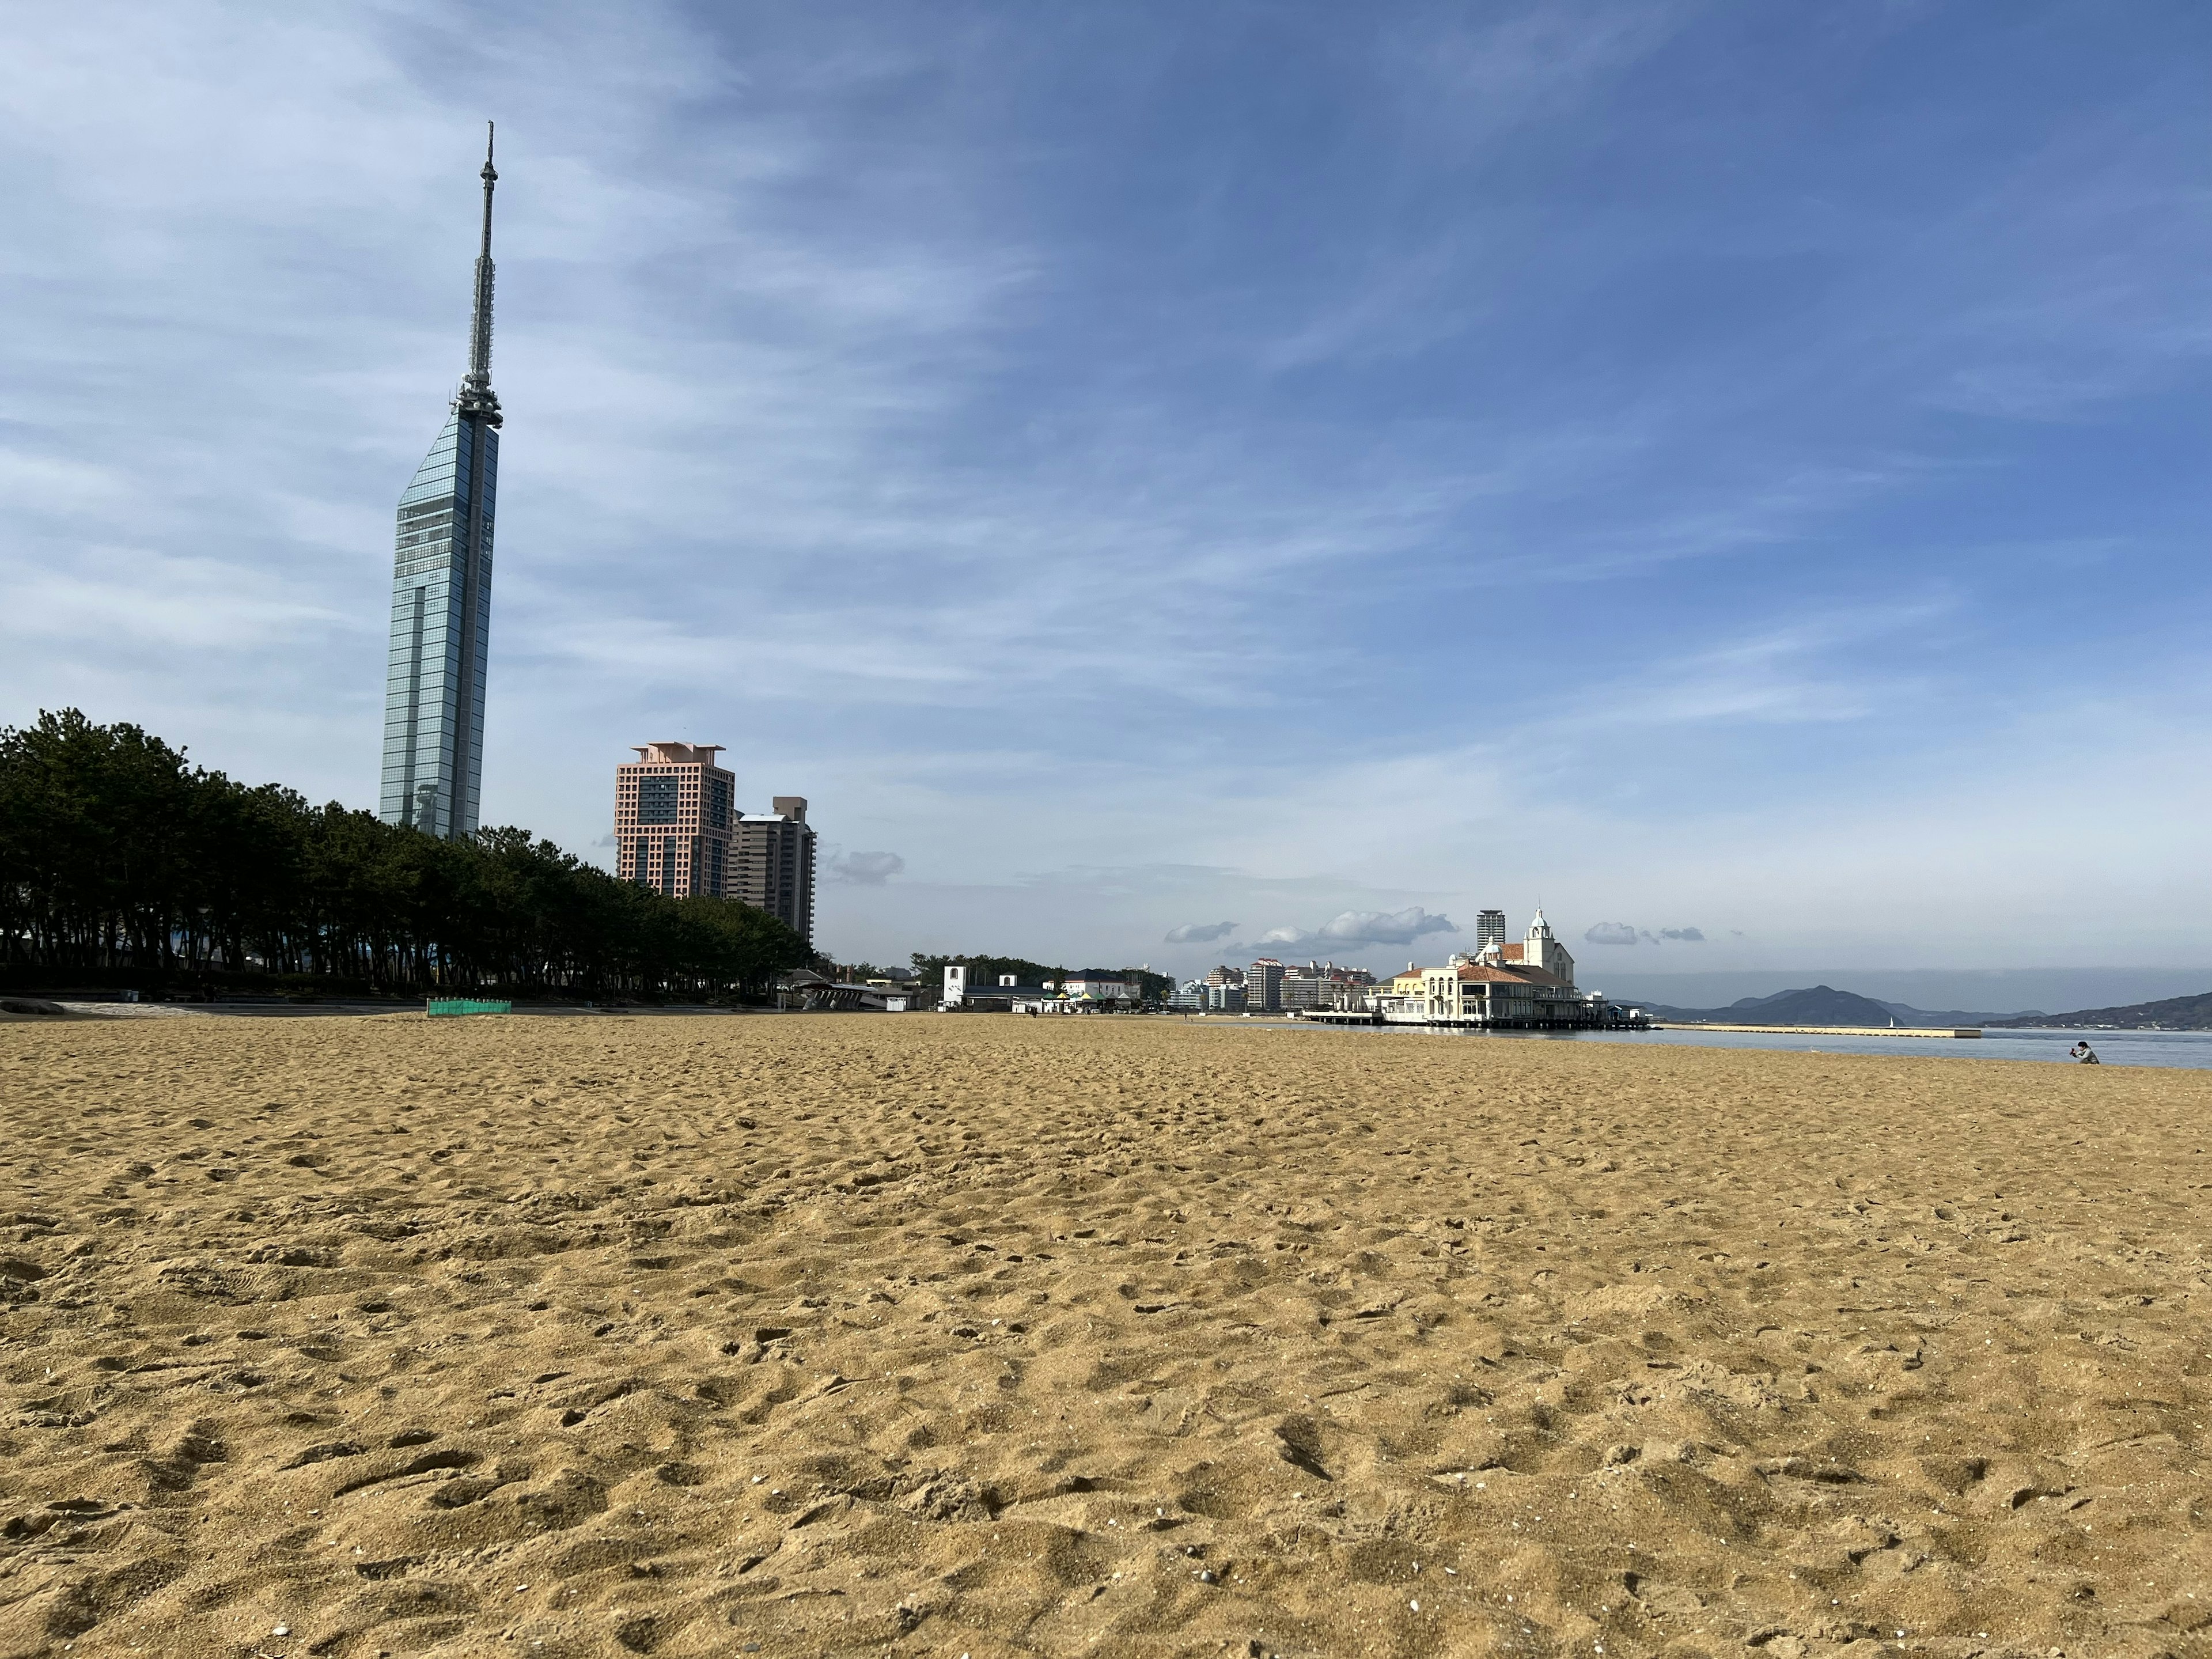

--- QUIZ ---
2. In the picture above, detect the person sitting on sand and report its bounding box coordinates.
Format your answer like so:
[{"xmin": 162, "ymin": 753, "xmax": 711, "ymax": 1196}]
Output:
[{"xmin": 2070, "ymin": 1040, "xmax": 2100, "ymax": 1065}]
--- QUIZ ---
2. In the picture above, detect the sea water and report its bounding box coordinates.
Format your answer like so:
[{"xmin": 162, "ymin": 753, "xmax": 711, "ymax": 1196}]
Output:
[{"xmin": 1262, "ymin": 1021, "xmax": 2212, "ymax": 1071}]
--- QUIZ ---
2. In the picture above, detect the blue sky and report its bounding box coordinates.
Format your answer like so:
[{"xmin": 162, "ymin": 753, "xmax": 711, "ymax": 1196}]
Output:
[{"xmin": 3, "ymin": 1, "xmax": 2207, "ymax": 995}]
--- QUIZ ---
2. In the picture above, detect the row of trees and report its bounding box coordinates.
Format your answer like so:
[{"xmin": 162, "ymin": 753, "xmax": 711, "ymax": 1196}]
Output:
[{"xmin": 0, "ymin": 710, "xmax": 814, "ymax": 999}]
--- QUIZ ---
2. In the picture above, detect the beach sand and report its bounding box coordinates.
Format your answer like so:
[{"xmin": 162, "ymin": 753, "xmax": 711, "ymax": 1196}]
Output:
[{"xmin": 2, "ymin": 1014, "xmax": 2207, "ymax": 1658}]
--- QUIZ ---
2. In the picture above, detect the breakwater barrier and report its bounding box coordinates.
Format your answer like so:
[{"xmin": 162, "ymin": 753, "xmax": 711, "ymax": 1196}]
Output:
[{"xmin": 1653, "ymin": 1022, "xmax": 1982, "ymax": 1039}]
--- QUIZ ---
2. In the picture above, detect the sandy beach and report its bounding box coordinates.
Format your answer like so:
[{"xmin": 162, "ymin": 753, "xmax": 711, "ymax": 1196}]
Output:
[{"xmin": 1, "ymin": 1014, "xmax": 2206, "ymax": 1659}]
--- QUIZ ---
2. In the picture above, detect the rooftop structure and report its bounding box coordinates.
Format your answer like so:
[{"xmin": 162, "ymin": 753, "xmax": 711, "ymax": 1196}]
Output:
[{"xmin": 1480, "ymin": 907, "xmax": 1575, "ymax": 985}]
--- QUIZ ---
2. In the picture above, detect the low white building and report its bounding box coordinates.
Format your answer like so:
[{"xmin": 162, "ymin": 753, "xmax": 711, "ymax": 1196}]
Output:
[
  {"xmin": 1381, "ymin": 960, "xmax": 1593, "ymax": 1026},
  {"xmin": 1061, "ymin": 971, "xmax": 1137, "ymax": 1007},
  {"xmin": 1371, "ymin": 911, "xmax": 1618, "ymax": 1028},
  {"xmin": 942, "ymin": 964, "xmax": 1119, "ymax": 1013}
]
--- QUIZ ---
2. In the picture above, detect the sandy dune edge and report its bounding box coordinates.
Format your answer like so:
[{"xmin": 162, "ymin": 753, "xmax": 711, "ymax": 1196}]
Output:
[{"xmin": 1, "ymin": 1017, "xmax": 2207, "ymax": 1658}]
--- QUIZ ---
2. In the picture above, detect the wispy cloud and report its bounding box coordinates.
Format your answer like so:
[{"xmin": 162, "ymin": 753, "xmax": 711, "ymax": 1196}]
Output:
[
  {"xmin": 1378, "ymin": 1, "xmax": 1694, "ymax": 150},
  {"xmin": 1586, "ymin": 923, "xmax": 1706, "ymax": 946}
]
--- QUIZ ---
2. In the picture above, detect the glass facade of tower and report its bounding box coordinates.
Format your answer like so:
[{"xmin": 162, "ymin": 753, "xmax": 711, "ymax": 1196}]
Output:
[{"xmin": 378, "ymin": 410, "xmax": 499, "ymax": 838}]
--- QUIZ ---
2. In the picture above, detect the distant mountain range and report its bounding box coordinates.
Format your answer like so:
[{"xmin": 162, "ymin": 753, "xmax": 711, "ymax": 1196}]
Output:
[
  {"xmin": 1868, "ymin": 998, "xmax": 2044, "ymax": 1026},
  {"xmin": 1635, "ymin": 981, "xmax": 2212, "ymax": 1031},
  {"xmin": 1637, "ymin": 984, "xmax": 2034, "ymax": 1028},
  {"xmin": 1984, "ymin": 991, "xmax": 2212, "ymax": 1031}
]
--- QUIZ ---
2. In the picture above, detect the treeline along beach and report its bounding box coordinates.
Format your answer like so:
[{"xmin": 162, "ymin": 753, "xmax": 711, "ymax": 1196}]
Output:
[{"xmin": 0, "ymin": 710, "xmax": 812, "ymax": 998}]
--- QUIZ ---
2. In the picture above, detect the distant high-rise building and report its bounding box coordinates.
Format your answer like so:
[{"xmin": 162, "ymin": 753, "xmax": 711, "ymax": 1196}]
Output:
[
  {"xmin": 1281, "ymin": 960, "xmax": 1377, "ymax": 1010},
  {"xmin": 1245, "ymin": 957, "xmax": 1286, "ymax": 1012},
  {"xmin": 1475, "ymin": 910, "xmax": 1508, "ymax": 953},
  {"xmin": 1200, "ymin": 963, "xmax": 1244, "ymax": 1010},
  {"xmin": 380, "ymin": 125, "xmax": 506, "ymax": 839},
  {"xmin": 734, "ymin": 796, "xmax": 816, "ymax": 944},
  {"xmin": 615, "ymin": 743, "xmax": 736, "ymax": 898}
]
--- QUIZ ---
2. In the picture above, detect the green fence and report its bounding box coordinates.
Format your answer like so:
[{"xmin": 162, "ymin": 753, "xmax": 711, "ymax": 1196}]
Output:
[{"xmin": 426, "ymin": 998, "xmax": 513, "ymax": 1018}]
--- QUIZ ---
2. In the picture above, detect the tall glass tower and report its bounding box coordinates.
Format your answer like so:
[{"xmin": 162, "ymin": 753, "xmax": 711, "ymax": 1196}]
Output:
[{"xmin": 380, "ymin": 125, "xmax": 505, "ymax": 839}]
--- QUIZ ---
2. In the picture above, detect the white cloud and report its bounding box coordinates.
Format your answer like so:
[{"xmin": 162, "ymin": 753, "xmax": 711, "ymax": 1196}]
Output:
[
  {"xmin": 1262, "ymin": 907, "xmax": 1458, "ymax": 950},
  {"xmin": 1585, "ymin": 922, "xmax": 1638, "ymax": 945},
  {"xmin": 827, "ymin": 850, "xmax": 904, "ymax": 887},
  {"xmin": 1165, "ymin": 921, "xmax": 1238, "ymax": 944}
]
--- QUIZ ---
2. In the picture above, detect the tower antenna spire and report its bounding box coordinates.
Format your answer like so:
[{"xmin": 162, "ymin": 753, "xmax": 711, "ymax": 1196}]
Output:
[{"xmin": 459, "ymin": 120, "xmax": 502, "ymax": 425}]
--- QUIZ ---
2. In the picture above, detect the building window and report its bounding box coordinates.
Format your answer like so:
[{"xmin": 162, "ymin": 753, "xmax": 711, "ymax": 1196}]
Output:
[{"xmin": 638, "ymin": 775, "xmax": 679, "ymax": 824}]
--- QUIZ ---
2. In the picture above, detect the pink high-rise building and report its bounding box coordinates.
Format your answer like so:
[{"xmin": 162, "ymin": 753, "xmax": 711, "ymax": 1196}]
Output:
[{"xmin": 615, "ymin": 743, "xmax": 735, "ymax": 897}]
